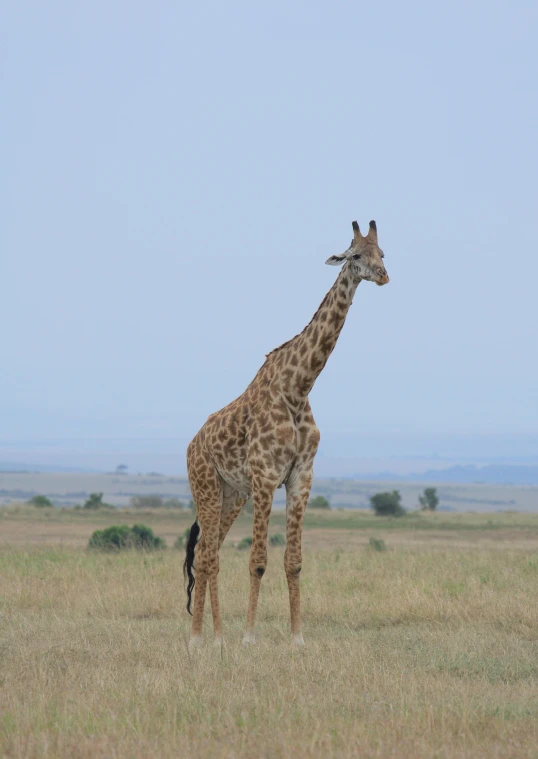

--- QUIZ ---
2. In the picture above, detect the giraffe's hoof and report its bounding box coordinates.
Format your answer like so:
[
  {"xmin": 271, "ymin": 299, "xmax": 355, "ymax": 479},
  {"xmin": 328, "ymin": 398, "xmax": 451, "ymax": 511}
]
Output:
[
  {"xmin": 188, "ymin": 636, "xmax": 203, "ymax": 652},
  {"xmin": 242, "ymin": 631, "xmax": 256, "ymax": 646},
  {"xmin": 292, "ymin": 633, "xmax": 305, "ymax": 647}
]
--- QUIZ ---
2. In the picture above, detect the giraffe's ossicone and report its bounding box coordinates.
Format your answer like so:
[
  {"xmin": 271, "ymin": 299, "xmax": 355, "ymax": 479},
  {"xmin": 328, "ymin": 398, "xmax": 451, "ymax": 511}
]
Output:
[{"xmin": 184, "ymin": 220, "xmax": 389, "ymax": 648}]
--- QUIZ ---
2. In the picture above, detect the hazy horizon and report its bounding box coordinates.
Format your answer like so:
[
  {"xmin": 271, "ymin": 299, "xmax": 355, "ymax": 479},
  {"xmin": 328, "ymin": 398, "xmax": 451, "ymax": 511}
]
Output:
[
  {"xmin": 3, "ymin": 1, "xmax": 537, "ymax": 473},
  {"xmin": 1, "ymin": 432, "xmax": 537, "ymax": 479}
]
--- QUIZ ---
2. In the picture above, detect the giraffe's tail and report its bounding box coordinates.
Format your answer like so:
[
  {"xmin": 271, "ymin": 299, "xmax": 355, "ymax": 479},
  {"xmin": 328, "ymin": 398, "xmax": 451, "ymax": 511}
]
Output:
[{"xmin": 183, "ymin": 520, "xmax": 200, "ymax": 615}]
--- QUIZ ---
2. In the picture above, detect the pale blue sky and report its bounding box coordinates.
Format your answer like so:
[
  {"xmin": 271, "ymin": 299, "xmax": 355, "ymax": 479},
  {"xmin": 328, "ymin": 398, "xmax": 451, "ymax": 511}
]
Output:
[{"xmin": 2, "ymin": 1, "xmax": 537, "ymax": 471}]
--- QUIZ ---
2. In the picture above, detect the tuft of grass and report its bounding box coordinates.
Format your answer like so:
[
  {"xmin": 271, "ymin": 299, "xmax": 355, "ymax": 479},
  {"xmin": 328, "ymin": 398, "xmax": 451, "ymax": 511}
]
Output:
[
  {"xmin": 269, "ymin": 533, "xmax": 285, "ymax": 546},
  {"xmin": 237, "ymin": 536, "xmax": 253, "ymax": 550},
  {"xmin": 368, "ymin": 536, "xmax": 387, "ymax": 552}
]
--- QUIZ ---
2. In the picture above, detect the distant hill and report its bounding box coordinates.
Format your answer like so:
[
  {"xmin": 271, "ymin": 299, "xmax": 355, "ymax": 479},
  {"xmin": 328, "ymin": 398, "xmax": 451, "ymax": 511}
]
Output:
[
  {"xmin": 355, "ymin": 464, "xmax": 538, "ymax": 485},
  {"xmin": 2, "ymin": 461, "xmax": 537, "ymax": 485},
  {"xmin": 0, "ymin": 462, "xmax": 99, "ymax": 474},
  {"xmin": 416, "ymin": 464, "xmax": 538, "ymax": 485}
]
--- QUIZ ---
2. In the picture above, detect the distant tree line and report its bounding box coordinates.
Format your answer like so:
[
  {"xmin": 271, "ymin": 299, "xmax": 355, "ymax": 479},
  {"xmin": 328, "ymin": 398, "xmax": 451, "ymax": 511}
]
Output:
[
  {"xmin": 130, "ymin": 495, "xmax": 187, "ymax": 509},
  {"xmin": 26, "ymin": 487, "xmax": 439, "ymax": 516},
  {"xmin": 369, "ymin": 488, "xmax": 439, "ymax": 516}
]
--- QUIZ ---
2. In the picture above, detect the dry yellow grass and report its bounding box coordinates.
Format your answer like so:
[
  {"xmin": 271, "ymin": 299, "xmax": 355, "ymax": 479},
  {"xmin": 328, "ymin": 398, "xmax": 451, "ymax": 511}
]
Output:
[{"xmin": 1, "ymin": 510, "xmax": 538, "ymax": 758}]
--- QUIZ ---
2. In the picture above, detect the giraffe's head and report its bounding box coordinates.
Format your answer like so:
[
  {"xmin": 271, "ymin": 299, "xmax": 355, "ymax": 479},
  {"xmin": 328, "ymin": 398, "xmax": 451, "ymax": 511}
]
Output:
[{"xmin": 325, "ymin": 220, "xmax": 389, "ymax": 286}]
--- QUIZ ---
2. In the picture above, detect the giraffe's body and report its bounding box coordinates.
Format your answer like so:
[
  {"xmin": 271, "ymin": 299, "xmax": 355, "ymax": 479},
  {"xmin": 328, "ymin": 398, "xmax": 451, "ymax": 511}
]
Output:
[{"xmin": 185, "ymin": 220, "xmax": 389, "ymax": 647}]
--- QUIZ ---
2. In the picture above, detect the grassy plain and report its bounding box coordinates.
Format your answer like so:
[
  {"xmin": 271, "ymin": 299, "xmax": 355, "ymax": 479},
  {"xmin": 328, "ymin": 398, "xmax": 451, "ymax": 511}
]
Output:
[{"xmin": 1, "ymin": 508, "xmax": 538, "ymax": 758}]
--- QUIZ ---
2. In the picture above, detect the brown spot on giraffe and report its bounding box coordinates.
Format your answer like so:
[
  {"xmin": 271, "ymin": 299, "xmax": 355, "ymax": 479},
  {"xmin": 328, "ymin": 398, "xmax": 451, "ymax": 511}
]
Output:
[{"xmin": 184, "ymin": 219, "xmax": 389, "ymax": 648}]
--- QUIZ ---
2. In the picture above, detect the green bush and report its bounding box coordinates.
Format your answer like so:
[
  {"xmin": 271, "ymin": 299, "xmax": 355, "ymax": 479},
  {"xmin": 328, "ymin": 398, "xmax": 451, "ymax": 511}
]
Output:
[
  {"xmin": 369, "ymin": 537, "xmax": 387, "ymax": 552},
  {"xmin": 131, "ymin": 523, "xmax": 166, "ymax": 549},
  {"xmin": 370, "ymin": 491, "xmax": 405, "ymax": 517},
  {"xmin": 419, "ymin": 487, "xmax": 439, "ymax": 511},
  {"xmin": 83, "ymin": 493, "xmax": 114, "ymax": 510},
  {"xmin": 237, "ymin": 536, "xmax": 253, "ymax": 550},
  {"xmin": 88, "ymin": 524, "xmax": 166, "ymax": 551},
  {"xmin": 28, "ymin": 495, "xmax": 54, "ymax": 508},
  {"xmin": 88, "ymin": 525, "xmax": 132, "ymax": 550},
  {"xmin": 174, "ymin": 527, "xmax": 192, "ymax": 550},
  {"xmin": 308, "ymin": 495, "xmax": 331, "ymax": 510}
]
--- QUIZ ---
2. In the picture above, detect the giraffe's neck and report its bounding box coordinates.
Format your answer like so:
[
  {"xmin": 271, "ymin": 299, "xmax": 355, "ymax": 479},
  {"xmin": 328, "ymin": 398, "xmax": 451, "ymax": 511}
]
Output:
[{"xmin": 272, "ymin": 267, "xmax": 360, "ymax": 406}]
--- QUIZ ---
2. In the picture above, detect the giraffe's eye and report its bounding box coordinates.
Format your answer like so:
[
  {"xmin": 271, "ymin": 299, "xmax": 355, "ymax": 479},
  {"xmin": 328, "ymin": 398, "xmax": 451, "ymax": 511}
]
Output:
[{"xmin": 352, "ymin": 253, "xmax": 361, "ymax": 261}]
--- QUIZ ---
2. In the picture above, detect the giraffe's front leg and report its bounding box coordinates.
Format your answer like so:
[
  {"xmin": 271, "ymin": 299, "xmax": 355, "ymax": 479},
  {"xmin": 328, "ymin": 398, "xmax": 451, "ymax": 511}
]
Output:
[
  {"xmin": 219, "ymin": 491, "xmax": 249, "ymax": 549},
  {"xmin": 242, "ymin": 480, "xmax": 274, "ymax": 646},
  {"xmin": 284, "ymin": 466, "xmax": 314, "ymax": 646}
]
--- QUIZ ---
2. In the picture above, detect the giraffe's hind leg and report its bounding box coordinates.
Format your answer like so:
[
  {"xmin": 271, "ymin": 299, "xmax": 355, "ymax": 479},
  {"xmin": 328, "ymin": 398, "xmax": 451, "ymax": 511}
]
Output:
[
  {"xmin": 209, "ymin": 490, "xmax": 248, "ymax": 647},
  {"xmin": 187, "ymin": 449, "xmax": 223, "ymax": 648}
]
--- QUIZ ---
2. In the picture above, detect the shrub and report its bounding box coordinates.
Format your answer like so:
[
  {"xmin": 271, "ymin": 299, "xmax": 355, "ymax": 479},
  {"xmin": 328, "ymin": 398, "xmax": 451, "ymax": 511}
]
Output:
[
  {"xmin": 130, "ymin": 495, "xmax": 163, "ymax": 509},
  {"xmin": 237, "ymin": 536, "xmax": 253, "ymax": 550},
  {"xmin": 174, "ymin": 527, "xmax": 192, "ymax": 550},
  {"xmin": 28, "ymin": 495, "xmax": 53, "ymax": 508},
  {"xmin": 83, "ymin": 493, "xmax": 113, "ymax": 510},
  {"xmin": 88, "ymin": 524, "xmax": 166, "ymax": 551},
  {"xmin": 419, "ymin": 487, "xmax": 439, "ymax": 511},
  {"xmin": 269, "ymin": 533, "xmax": 285, "ymax": 546},
  {"xmin": 308, "ymin": 495, "xmax": 331, "ymax": 510},
  {"xmin": 131, "ymin": 523, "xmax": 166, "ymax": 549},
  {"xmin": 88, "ymin": 525, "xmax": 132, "ymax": 550},
  {"xmin": 164, "ymin": 498, "xmax": 184, "ymax": 509},
  {"xmin": 369, "ymin": 537, "xmax": 387, "ymax": 552},
  {"xmin": 370, "ymin": 490, "xmax": 405, "ymax": 517}
]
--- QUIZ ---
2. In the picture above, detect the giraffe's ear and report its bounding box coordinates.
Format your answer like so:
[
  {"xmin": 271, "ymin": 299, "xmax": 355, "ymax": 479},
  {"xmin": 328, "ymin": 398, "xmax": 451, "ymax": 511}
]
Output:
[{"xmin": 325, "ymin": 254, "xmax": 347, "ymax": 266}]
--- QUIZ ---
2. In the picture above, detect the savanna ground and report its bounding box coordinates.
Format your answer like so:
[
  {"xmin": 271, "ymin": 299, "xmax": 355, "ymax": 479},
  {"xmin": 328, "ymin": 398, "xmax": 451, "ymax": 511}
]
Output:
[{"xmin": 2, "ymin": 507, "xmax": 538, "ymax": 758}]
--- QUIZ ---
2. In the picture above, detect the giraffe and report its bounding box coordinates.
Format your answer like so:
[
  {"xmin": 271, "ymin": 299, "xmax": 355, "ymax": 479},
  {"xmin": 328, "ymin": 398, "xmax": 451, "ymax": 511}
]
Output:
[{"xmin": 184, "ymin": 219, "xmax": 389, "ymax": 648}]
